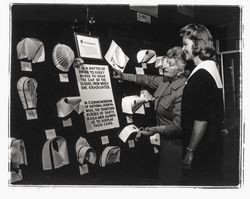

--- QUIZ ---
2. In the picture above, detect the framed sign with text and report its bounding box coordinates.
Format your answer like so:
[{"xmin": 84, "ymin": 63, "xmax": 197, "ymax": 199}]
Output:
[{"xmin": 74, "ymin": 32, "xmax": 103, "ymax": 60}]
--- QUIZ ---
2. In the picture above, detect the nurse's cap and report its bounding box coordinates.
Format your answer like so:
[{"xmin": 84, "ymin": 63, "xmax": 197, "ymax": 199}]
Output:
[
  {"xmin": 136, "ymin": 49, "xmax": 156, "ymax": 64},
  {"xmin": 16, "ymin": 38, "xmax": 45, "ymax": 63},
  {"xmin": 155, "ymin": 56, "xmax": 164, "ymax": 69},
  {"xmin": 75, "ymin": 137, "xmax": 97, "ymax": 165},
  {"xmin": 52, "ymin": 44, "xmax": 75, "ymax": 72},
  {"xmin": 99, "ymin": 146, "xmax": 121, "ymax": 167},
  {"xmin": 17, "ymin": 76, "xmax": 38, "ymax": 110}
]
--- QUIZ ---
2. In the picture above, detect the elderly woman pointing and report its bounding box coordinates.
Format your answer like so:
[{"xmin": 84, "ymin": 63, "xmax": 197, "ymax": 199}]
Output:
[{"xmin": 113, "ymin": 46, "xmax": 187, "ymax": 185}]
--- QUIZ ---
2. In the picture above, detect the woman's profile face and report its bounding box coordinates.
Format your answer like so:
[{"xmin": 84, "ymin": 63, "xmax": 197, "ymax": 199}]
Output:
[
  {"xmin": 162, "ymin": 58, "xmax": 180, "ymax": 78},
  {"xmin": 182, "ymin": 37, "xmax": 194, "ymax": 61}
]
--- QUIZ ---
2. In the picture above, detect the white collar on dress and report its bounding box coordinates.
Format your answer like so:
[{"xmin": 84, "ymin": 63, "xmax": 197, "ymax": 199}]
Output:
[{"xmin": 187, "ymin": 60, "xmax": 223, "ymax": 88}]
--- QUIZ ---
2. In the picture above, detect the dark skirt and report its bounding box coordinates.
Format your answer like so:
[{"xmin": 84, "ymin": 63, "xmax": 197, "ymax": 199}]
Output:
[{"xmin": 158, "ymin": 138, "xmax": 183, "ymax": 185}]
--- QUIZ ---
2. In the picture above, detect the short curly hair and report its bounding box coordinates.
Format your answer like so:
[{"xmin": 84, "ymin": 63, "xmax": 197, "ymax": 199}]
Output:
[
  {"xmin": 166, "ymin": 46, "xmax": 186, "ymax": 71},
  {"xmin": 179, "ymin": 24, "xmax": 217, "ymax": 61}
]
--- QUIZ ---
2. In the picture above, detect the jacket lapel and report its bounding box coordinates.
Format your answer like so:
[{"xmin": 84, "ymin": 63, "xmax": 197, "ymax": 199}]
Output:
[{"xmin": 155, "ymin": 77, "xmax": 187, "ymax": 107}]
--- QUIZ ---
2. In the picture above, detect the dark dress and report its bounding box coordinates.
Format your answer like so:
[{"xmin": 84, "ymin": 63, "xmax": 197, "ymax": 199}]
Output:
[{"xmin": 181, "ymin": 68, "xmax": 224, "ymax": 185}]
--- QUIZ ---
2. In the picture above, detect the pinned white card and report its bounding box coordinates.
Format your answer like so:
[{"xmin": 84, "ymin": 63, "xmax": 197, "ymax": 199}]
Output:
[
  {"xmin": 150, "ymin": 133, "xmax": 160, "ymax": 146},
  {"xmin": 45, "ymin": 129, "xmax": 57, "ymax": 140},
  {"xmin": 126, "ymin": 115, "xmax": 133, "ymax": 124},
  {"xmin": 135, "ymin": 67, "xmax": 144, "ymax": 74},
  {"xmin": 62, "ymin": 118, "xmax": 72, "ymax": 127},
  {"xmin": 142, "ymin": 63, "xmax": 147, "ymax": 69},
  {"xmin": 20, "ymin": 61, "xmax": 32, "ymax": 71},
  {"xmin": 128, "ymin": 140, "xmax": 135, "ymax": 148},
  {"xmin": 79, "ymin": 164, "xmax": 89, "ymax": 175},
  {"xmin": 153, "ymin": 146, "xmax": 159, "ymax": 154},
  {"xmin": 101, "ymin": 135, "xmax": 109, "ymax": 145},
  {"xmin": 26, "ymin": 109, "xmax": 38, "ymax": 120},
  {"xmin": 59, "ymin": 73, "xmax": 69, "ymax": 83}
]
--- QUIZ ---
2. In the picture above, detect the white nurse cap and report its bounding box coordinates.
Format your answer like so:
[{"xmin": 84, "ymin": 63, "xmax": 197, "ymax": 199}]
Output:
[{"xmin": 52, "ymin": 43, "xmax": 75, "ymax": 72}]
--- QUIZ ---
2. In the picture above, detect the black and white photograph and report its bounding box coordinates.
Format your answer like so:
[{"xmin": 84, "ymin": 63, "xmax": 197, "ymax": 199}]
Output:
[{"xmin": 1, "ymin": 0, "xmax": 250, "ymax": 198}]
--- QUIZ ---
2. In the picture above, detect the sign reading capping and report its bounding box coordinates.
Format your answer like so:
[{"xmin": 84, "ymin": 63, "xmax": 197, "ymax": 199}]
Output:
[{"xmin": 75, "ymin": 64, "xmax": 120, "ymax": 132}]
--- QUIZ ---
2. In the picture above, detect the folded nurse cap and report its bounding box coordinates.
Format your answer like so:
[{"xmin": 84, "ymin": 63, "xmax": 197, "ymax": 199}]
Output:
[
  {"xmin": 104, "ymin": 40, "xmax": 129, "ymax": 72},
  {"xmin": 17, "ymin": 76, "xmax": 38, "ymax": 110},
  {"xmin": 99, "ymin": 146, "xmax": 121, "ymax": 167},
  {"xmin": 10, "ymin": 138, "xmax": 28, "ymax": 169},
  {"xmin": 42, "ymin": 136, "xmax": 69, "ymax": 170},
  {"xmin": 56, "ymin": 96, "xmax": 84, "ymax": 118},
  {"xmin": 75, "ymin": 137, "xmax": 96, "ymax": 165},
  {"xmin": 121, "ymin": 95, "xmax": 146, "ymax": 115},
  {"xmin": 118, "ymin": 124, "xmax": 140, "ymax": 143},
  {"xmin": 137, "ymin": 49, "xmax": 156, "ymax": 64},
  {"xmin": 10, "ymin": 169, "xmax": 23, "ymax": 183},
  {"xmin": 17, "ymin": 38, "xmax": 45, "ymax": 63},
  {"xmin": 52, "ymin": 43, "xmax": 75, "ymax": 72},
  {"xmin": 155, "ymin": 56, "xmax": 166, "ymax": 69}
]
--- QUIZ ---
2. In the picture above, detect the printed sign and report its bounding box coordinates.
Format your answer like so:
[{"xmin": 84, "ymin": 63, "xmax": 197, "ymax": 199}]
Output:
[{"xmin": 75, "ymin": 64, "xmax": 120, "ymax": 132}]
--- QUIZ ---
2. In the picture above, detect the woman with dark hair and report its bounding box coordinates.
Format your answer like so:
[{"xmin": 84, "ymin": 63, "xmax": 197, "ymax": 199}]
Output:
[
  {"xmin": 179, "ymin": 24, "xmax": 224, "ymax": 185},
  {"xmin": 113, "ymin": 46, "xmax": 187, "ymax": 185}
]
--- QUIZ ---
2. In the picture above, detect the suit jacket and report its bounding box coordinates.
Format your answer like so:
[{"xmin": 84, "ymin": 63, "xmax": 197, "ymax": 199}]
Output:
[{"xmin": 136, "ymin": 75, "xmax": 187, "ymax": 136}]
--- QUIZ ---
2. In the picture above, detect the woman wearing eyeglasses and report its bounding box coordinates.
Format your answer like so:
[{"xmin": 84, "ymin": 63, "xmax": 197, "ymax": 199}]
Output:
[
  {"xmin": 113, "ymin": 46, "xmax": 187, "ymax": 185},
  {"xmin": 179, "ymin": 24, "xmax": 224, "ymax": 185}
]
